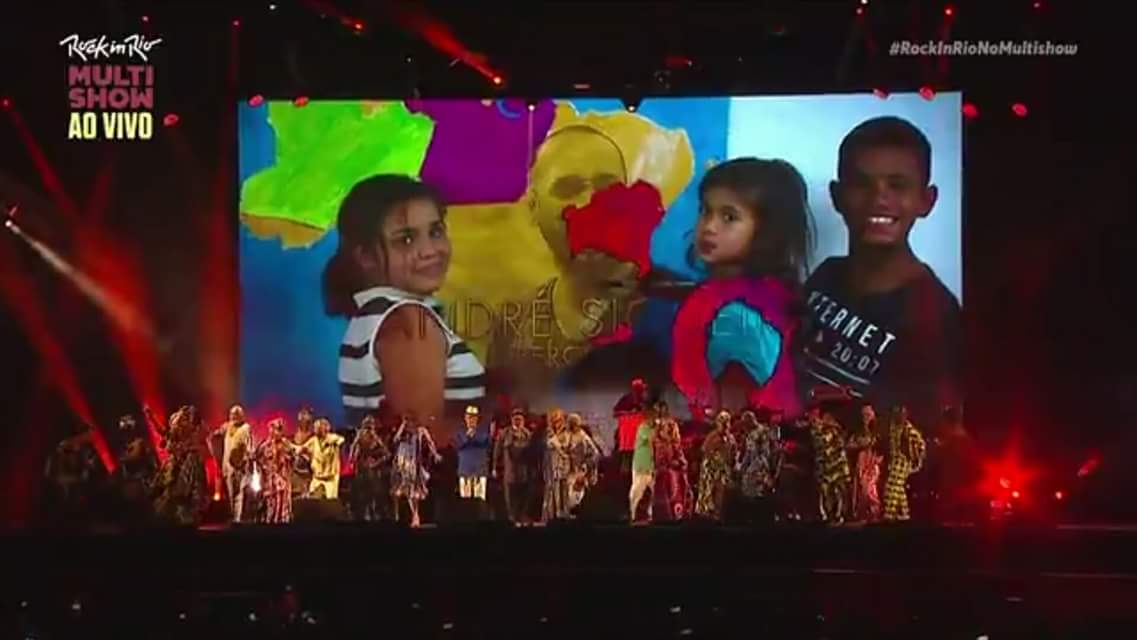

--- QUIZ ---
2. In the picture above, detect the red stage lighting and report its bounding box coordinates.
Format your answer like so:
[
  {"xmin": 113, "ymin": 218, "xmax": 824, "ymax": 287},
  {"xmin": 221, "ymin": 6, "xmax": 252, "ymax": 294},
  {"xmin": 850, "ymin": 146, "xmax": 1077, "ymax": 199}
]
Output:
[
  {"xmin": 856, "ymin": 6, "xmax": 864, "ymax": 15},
  {"xmin": 162, "ymin": 113, "xmax": 179, "ymax": 127},
  {"xmin": 664, "ymin": 55, "xmax": 693, "ymax": 69},
  {"xmin": 353, "ymin": 21, "xmax": 365, "ymax": 31},
  {"xmin": 0, "ymin": 97, "xmax": 10, "ymax": 110},
  {"xmin": 1011, "ymin": 490, "xmax": 1021, "ymax": 499},
  {"xmin": 293, "ymin": 96, "xmax": 309, "ymax": 107},
  {"xmin": 1012, "ymin": 102, "xmax": 1028, "ymax": 117},
  {"xmin": 919, "ymin": 86, "xmax": 936, "ymax": 100},
  {"xmin": 999, "ymin": 477, "xmax": 1011, "ymax": 490},
  {"xmin": 1077, "ymin": 456, "xmax": 1100, "ymax": 478},
  {"xmin": 962, "ymin": 103, "xmax": 979, "ymax": 119},
  {"xmin": 232, "ymin": 18, "xmax": 241, "ymax": 28},
  {"xmin": 944, "ymin": 6, "xmax": 955, "ymax": 17},
  {"xmin": 1033, "ymin": 1, "xmax": 1042, "ymax": 8},
  {"xmin": 1054, "ymin": 491, "xmax": 1064, "ymax": 500},
  {"xmin": 141, "ymin": 15, "xmax": 150, "ymax": 23},
  {"xmin": 491, "ymin": 75, "xmax": 504, "ymax": 86},
  {"xmin": 248, "ymin": 94, "xmax": 264, "ymax": 107},
  {"xmin": 873, "ymin": 88, "xmax": 889, "ymax": 99}
]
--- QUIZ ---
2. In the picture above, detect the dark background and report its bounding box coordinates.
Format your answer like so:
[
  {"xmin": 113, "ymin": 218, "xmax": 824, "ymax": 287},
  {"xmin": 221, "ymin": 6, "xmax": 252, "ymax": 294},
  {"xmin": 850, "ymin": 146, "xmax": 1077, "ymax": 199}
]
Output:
[{"xmin": 0, "ymin": 0, "xmax": 1132, "ymax": 524}]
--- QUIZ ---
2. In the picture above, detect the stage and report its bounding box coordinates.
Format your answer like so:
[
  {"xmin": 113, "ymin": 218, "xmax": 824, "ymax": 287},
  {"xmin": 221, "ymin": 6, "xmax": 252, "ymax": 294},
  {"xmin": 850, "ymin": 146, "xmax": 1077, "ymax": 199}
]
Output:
[{"xmin": 3, "ymin": 522, "xmax": 1136, "ymax": 638}]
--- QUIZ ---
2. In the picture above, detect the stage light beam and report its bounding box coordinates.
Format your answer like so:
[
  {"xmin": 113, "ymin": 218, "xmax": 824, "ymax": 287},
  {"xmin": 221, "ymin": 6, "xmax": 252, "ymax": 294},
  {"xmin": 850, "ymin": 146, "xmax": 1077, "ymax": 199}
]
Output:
[{"xmin": 5, "ymin": 220, "xmax": 159, "ymax": 341}]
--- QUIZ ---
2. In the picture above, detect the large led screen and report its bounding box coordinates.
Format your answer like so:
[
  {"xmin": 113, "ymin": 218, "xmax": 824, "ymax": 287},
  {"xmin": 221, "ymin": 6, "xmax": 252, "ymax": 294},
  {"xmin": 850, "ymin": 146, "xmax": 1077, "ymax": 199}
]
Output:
[{"xmin": 238, "ymin": 93, "xmax": 961, "ymax": 439}]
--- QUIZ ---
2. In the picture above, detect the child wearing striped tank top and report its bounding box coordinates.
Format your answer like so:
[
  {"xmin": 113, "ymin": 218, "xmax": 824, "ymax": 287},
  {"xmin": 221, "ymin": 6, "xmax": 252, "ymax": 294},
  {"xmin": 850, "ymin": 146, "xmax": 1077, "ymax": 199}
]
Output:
[{"xmin": 322, "ymin": 175, "xmax": 485, "ymax": 441}]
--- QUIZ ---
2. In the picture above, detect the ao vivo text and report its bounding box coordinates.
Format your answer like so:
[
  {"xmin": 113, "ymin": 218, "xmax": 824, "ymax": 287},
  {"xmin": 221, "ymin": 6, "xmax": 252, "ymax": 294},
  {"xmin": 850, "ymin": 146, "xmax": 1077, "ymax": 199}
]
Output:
[{"xmin": 68, "ymin": 111, "xmax": 153, "ymax": 140}]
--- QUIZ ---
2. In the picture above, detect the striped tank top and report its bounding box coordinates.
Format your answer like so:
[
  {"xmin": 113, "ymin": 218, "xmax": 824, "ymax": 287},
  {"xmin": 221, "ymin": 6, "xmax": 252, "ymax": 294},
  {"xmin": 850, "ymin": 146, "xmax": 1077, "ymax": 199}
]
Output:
[{"xmin": 338, "ymin": 286, "xmax": 485, "ymax": 426}]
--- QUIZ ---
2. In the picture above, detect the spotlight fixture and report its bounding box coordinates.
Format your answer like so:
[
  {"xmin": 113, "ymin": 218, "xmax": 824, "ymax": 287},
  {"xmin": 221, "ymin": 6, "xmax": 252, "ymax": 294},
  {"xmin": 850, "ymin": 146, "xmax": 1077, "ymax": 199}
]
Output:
[
  {"xmin": 525, "ymin": 98, "xmax": 537, "ymax": 112},
  {"xmin": 621, "ymin": 88, "xmax": 642, "ymax": 113},
  {"xmin": 918, "ymin": 85, "xmax": 936, "ymax": 100},
  {"xmin": 248, "ymin": 94, "xmax": 265, "ymax": 107},
  {"xmin": 293, "ymin": 96, "xmax": 309, "ymax": 107},
  {"xmin": 1, "ymin": 96, "xmax": 11, "ymax": 109},
  {"xmin": 1011, "ymin": 102, "xmax": 1028, "ymax": 117},
  {"xmin": 162, "ymin": 113, "xmax": 179, "ymax": 127},
  {"xmin": 872, "ymin": 88, "xmax": 889, "ymax": 99},
  {"xmin": 232, "ymin": 18, "xmax": 241, "ymax": 27},
  {"xmin": 491, "ymin": 75, "xmax": 504, "ymax": 86},
  {"xmin": 962, "ymin": 103, "xmax": 979, "ymax": 119}
]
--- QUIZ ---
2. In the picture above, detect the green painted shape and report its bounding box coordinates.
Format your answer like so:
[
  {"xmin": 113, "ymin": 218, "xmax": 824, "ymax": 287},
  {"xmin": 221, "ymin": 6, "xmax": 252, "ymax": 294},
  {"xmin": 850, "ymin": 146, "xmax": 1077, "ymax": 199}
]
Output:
[{"xmin": 240, "ymin": 100, "xmax": 434, "ymax": 231}]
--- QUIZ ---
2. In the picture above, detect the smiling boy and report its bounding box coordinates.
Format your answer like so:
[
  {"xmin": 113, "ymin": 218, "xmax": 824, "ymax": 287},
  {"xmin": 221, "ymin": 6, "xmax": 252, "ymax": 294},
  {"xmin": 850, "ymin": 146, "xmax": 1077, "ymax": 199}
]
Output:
[{"xmin": 802, "ymin": 116, "xmax": 961, "ymax": 430}]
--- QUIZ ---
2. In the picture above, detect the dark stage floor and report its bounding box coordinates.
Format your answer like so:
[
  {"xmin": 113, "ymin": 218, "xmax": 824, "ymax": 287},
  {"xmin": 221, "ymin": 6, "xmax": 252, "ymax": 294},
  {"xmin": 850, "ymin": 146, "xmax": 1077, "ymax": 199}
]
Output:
[{"xmin": 3, "ymin": 522, "xmax": 1137, "ymax": 638}]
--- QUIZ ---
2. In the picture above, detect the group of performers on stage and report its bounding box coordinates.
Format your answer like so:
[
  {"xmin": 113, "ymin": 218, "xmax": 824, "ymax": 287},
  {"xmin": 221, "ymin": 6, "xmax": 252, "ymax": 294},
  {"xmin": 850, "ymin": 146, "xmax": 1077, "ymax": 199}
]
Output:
[
  {"xmin": 615, "ymin": 379, "xmax": 932, "ymax": 526},
  {"xmin": 42, "ymin": 377, "xmax": 956, "ymax": 529}
]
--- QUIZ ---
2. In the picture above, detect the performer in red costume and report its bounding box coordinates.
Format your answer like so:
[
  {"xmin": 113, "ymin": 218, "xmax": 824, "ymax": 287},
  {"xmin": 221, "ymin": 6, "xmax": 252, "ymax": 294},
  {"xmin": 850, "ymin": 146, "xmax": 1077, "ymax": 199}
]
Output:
[{"xmin": 613, "ymin": 378, "xmax": 648, "ymax": 476}]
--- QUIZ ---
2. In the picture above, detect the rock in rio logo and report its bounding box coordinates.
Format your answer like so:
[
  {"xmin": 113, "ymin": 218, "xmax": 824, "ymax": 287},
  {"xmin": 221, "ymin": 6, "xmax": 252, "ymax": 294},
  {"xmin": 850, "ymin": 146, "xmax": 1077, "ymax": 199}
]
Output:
[{"xmin": 60, "ymin": 34, "xmax": 163, "ymax": 140}]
